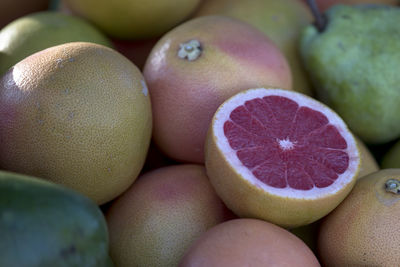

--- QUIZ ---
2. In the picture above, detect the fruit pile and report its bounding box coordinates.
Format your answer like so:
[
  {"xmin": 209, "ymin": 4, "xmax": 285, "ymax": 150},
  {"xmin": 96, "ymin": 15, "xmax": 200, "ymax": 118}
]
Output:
[{"xmin": 1, "ymin": 0, "xmax": 400, "ymax": 266}]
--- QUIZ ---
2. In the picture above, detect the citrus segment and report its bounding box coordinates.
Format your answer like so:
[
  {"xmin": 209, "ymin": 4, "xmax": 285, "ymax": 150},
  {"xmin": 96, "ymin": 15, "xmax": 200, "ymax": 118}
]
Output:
[
  {"xmin": 225, "ymin": 95, "xmax": 350, "ymax": 191},
  {"xmin": 206, "ymin": 88, "xmax": 360, "ymax": 227}
]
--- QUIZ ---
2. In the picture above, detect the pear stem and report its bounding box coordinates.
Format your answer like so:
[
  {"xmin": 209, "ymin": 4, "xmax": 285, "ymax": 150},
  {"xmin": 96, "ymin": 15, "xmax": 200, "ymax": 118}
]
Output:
[{"xmin": 306, "ymin": 0, "xmax": 327, "ymax": 32}]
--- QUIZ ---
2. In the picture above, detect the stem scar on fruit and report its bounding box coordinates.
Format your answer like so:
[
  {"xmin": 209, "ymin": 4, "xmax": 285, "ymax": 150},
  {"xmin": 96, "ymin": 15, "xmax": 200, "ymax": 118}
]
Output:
[
  {"xmin": 385, "ymin": 179, "xmax": 400, "ymax": 194},
  {"xmin": 178, "ymin": 39, "xmax": 202, "ymax": 61},
  {"xmin": 306, "ymin": 0, "xmax": 327, "ymax": 32}
]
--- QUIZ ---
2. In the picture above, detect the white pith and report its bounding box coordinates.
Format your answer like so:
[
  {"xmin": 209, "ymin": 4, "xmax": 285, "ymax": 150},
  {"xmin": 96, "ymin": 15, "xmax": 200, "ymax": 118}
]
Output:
[
  {"xmin": 212, "ymin": 88, "xmax": 360, "ymax": 199},
  {"xmin": 278, "ymin": 138, "xmax": 295, "ymax": 150}
]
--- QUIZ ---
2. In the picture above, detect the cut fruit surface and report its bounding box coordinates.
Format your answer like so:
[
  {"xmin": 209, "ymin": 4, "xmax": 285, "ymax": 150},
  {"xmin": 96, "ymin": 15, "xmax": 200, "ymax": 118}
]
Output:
[{"xmin": 205, "ymin": 88, "xmax": 360, "ymax": 228}]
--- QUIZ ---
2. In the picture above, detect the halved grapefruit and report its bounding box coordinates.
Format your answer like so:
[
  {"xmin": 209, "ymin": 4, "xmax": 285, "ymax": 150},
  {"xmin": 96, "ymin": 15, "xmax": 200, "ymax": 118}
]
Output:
[{"xmin": 205, "ymin": 88, "xmax": 360, "ymax": 228}]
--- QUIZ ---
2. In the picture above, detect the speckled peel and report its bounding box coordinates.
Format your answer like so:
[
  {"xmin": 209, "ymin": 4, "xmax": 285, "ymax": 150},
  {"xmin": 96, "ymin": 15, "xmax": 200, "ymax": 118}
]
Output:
[{"xmin": 300, "ymin": 4, "xmax": 400, "ymax": 144}]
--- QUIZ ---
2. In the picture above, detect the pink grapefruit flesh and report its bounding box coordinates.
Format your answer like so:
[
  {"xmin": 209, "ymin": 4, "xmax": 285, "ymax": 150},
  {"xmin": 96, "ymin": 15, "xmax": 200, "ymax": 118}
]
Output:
[
  {"xmin": 226, "ymin": 95, "xmax": 349, "ymax": 190},
  {"xmin": 205, "ymin": 88, "xmax": 360, "ymax": 228}
]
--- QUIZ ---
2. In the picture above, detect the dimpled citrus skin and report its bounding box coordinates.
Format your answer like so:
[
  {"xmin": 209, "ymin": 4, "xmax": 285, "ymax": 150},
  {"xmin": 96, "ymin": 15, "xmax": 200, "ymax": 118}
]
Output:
[
  {"xmin": 0, "ymin": 11, "xmax": 112, "ymax": 76},
  {"xmin": 144, "ymin": 15, "xmax": 292, "ymax": 164},
  {"xmin": 179, "ymin": 218, "xmax": 320, "ymax": 267},
  {"xmin": 318, "ymin": 169, "xmax": 400, "ymax": 267},
  {"xmin": 63, "ymin": 0, "xmax": 202, "ymax": 39},
  {"xmin": 300, "ymin": 5, "xmax": 400, "ymax": 144},
  {"xmin": 355, "ymin": 136, "xmax": 379, "ymax": 179},
  {"xmin": 194, "ymin": 0, "xmax": 314, "ymax": 96},
  {"xmin": 0, "ymin": 42, "xmax": 152, "ymax": 205},
  {"xmin": 106, "ymin": 164, "xmax": 235, "ymax": 267}
]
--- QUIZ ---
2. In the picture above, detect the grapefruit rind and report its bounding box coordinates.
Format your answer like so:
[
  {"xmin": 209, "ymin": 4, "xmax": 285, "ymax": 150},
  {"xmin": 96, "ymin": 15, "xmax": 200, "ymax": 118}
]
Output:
[
  {"xmin": 212, "ymin": 88, "xmax": 359, "ymax": 199},
  {"xmin": 205, "ymin": 88, "xmax": 360, "ymax": 227}
]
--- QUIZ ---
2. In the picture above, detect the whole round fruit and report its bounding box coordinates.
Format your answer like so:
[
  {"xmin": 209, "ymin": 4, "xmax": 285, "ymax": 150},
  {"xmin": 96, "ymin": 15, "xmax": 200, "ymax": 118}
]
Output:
[
  {"xmin": 300, "ymin": 5, "xmax": 400, "ymax": 144},
  {"xmin": 0, "ymin": 0, "xmax": 48, "ymax": 29},
  {"xmin": 0, "ymin": 42, "xmax": 152, "ymax": 205},
  {"xmin": 179, "ymin": 218, "xmax": 320, "ymax": 267},
  {"xmin": 194, "ymin": 0, "xmax": 314, "ymax": 96},
  {"xmin": 106, "ymin": 164, "xmax": 235, "ymax": 267},
  {"xmin": 0, "ymin": 170, "xmax": 113, "ymax": 267},
  {"xmin": 318, "ymin": 169, "xmax": 400, "ymax": 266},
  {"xmin": 63, "ymin": 0, "xmax": 202, "ymax": 39},
  {"xmin": 205, "ymin": 88, "xmax": 360, "ymax": 228},
  {"xmin": 0, "ymin": 11, "xmax": 112, "ymax": 76},
  {"xmin": 144, "ymin": 15, "xmax": 292, "ymax": 163}
]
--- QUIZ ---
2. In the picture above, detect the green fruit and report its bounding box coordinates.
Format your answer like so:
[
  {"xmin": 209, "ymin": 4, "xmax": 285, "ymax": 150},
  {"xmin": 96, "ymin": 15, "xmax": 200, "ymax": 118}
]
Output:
[
  {"xmin": 0, "ymin": 11, "xmax": 112, "ymax": 75},
  {"xmin": 300, "ymin": 5, "xmax": 400, "ymax": 144},
  {"xmin": 63, "ymin": 0, "xmax": 202, "ymax": 39},
  {"xmin": 0, "ymin": 170, "xmax": 113, "ymax": 267}
]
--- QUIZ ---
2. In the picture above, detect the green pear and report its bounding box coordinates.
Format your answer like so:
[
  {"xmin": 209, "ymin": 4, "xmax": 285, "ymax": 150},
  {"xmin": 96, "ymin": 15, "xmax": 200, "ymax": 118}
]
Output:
[{"xmin": 300, "ymin": 4, "xmax": 400, "ymax": 144}]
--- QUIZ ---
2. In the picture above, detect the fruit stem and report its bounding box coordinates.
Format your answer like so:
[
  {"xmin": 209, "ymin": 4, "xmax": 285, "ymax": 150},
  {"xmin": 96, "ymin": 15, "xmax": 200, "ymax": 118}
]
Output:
[
  {"xmin": 305, "ymin": 0, "xmax": 327, "ymax": 32},
  {"xmin": 385, "ymin": 179, "xmax": 400, "ymax": 194}
]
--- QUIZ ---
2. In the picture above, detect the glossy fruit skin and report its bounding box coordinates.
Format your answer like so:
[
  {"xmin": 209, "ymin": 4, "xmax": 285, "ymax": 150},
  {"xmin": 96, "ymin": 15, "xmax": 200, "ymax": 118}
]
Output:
[
  {"xmin": 179, "ymin": 218, "xmax": 320, "ymax": 267},
  {"xmin": 144, "ymin": 15, "xmax": 292, "ymax": 163},
  {"xmin": 0, "ymin": 42, "xmax": 152, "ymax": 204},
  {"xmin": 0, "ymin": 170, "xmax": 113, "ymax": 267},
  {"xmin": 0, "ymin": 11, "xmax": 112, "ymax": 76},
  {"xmin": 318, "ymin": 169, "xmax": 400, "ymax": 266},
  {"xmin": 300, "ymin": 5, "xmax": 400, "ymax": 144},
  {"xmin": 63, "ymin": 0, "xmax": 202, "ymax": 39},
  {"xmin": 106, "ymin": 164, "xmax": 235, "ymax": 267},
  {"xmin": 194, "ymin": 0, "xmax": 314, "ymax": 96}
]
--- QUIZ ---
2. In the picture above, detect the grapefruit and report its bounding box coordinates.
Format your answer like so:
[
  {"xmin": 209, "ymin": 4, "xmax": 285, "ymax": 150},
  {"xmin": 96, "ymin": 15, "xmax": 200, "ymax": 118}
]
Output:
[
  {"xmin": 205, "ymin": 88, "xmax": 360, "ymax": 228},
  {"xmin": 179, "ymin": 218, "xmax": 320, "ymax": 267},
  {"xmin": 105, "ymin": 164, "xmax": 235, "ymax": 267},
  {"xmin": 194, "ymin": 0, "xmax": 314, "ymax": 96},
  {"xmin": 144, "ymin": 15, "xmax": 292, "ymax": 163},
  {"xmin": 0, "ymin": 42, "xmax": 152, "ymax": 205},
  {"xmin": 63, "ymin": 0, "xmax": 202, "ymax": 39},
  {"xmin": 355, "ymin": 135, "xmax": 379, "ymax": 178},
  {"xmin": 0, "ymin": 11, "xmax": 112, "ymax": 76},
  {"xmin": 318, "ymin": 169, "xmax": 400, "ymax": 266}
]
